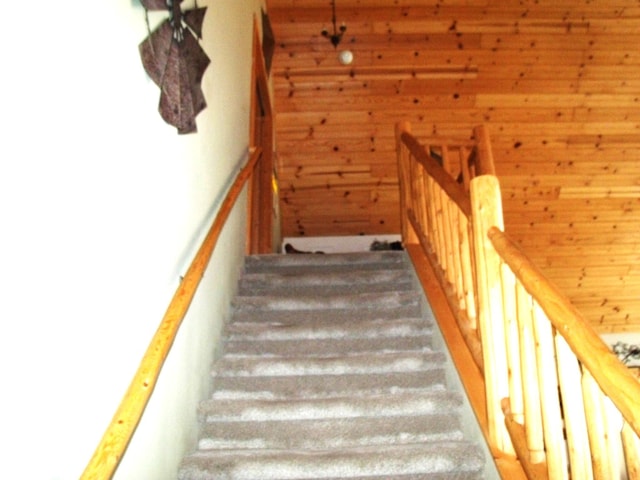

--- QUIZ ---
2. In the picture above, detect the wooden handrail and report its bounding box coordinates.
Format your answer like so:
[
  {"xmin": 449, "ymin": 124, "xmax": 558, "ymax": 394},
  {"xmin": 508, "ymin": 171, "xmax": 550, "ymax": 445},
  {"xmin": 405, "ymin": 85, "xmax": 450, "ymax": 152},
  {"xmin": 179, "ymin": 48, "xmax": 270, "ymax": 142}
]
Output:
[
  {"xmin": 488, "ymin": 226, "xmax": 640, "ymax": 437},
  {"xmin": 397, "ymin": 120, "xmax": 640, "ymax": 478},
  {"xmin": 400, "ymin": 131, "xmax": 471, "ymax": 217},
  {"xmin": 81, "ymin": 147, "xmax": 263, "ymax": 480}
]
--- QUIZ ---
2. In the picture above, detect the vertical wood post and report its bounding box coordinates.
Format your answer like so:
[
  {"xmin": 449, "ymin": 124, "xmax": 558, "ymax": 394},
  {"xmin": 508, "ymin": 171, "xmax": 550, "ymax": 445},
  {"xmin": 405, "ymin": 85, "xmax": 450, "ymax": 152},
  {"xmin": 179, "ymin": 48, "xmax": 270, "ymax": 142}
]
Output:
[
  {"xmin": 474, "ymin": 124, "xmax": 496, "ymax": 176},
  {"xmin": 517, "ymin": 283, "xmax": 545, "ymax": 463},
  {"xmin": 396, "ymin": 121, "xmax": 418, "ymax": 245},
  {"xmin": 533, "ymin": 301, "xmax": 569, "ymax": 479},
  {"xmin": 622, "ymin": 422, "xmax": 640, "ymax": 480},
  {"xmin": 555, "ymin": 334, "xmax": 594, "ymax": 480},
  {"xmin": 470, "ymin": 174, "xmax": 514, "ymax": 454}
]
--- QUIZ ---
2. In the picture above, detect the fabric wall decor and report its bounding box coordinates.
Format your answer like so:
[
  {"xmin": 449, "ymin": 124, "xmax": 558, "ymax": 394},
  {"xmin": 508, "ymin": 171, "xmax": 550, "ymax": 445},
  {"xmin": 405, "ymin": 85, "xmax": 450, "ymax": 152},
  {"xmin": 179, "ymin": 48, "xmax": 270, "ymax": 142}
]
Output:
[{"xmin": 139, "ymin": 0, "xmax": 209, "ymax": 134}]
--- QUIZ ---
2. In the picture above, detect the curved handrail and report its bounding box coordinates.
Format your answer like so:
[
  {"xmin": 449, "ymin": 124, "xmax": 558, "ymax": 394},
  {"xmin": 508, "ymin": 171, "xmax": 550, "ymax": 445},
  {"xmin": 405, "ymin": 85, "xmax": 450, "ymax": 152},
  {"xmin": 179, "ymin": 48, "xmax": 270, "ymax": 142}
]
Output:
[
  {"xmin": 400, "ymin": 131, "xmax": 471, "ymax": 217},
  {"xmin": 488, "ymin": 226, "xmax": 640, "ymax": 437},
  {"xmin": 81, "ymin": 147, "xmax": 263, "ymax": 480}
]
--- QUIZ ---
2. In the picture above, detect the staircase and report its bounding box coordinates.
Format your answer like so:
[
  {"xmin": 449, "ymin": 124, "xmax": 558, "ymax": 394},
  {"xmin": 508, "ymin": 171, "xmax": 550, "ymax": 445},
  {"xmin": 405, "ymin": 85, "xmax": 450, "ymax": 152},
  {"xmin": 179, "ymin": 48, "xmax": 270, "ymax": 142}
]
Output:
[{"xmin": 178, "ymin": 251, "xmax": 489, "ymax": 479}]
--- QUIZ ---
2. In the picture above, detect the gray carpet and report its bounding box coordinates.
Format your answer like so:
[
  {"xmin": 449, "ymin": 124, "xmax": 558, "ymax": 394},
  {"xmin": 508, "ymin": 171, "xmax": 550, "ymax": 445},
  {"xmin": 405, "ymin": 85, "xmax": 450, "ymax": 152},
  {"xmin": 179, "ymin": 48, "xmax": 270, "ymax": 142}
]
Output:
[{"xmin": 178, "ymin": 251, "xmax": 486, "ymax": 479}]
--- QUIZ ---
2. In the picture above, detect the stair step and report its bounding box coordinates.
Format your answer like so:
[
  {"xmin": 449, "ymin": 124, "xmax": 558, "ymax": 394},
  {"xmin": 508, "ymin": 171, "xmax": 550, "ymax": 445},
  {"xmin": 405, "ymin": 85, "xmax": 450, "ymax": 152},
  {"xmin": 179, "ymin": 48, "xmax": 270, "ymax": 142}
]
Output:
[
  {"xmin": 224, "ymin": 334, "xmax": 433, "ymax": 356},
  {"xmin": 198, "ymin": 413, "xmax": 463, "ymax": 450},
  {"xmin": 244, "ymin": 251, "xmax": 407, "ymax": 274},
  {"xmin": 178, "ymin": 442, "xmax": 485, "ymax": 480},
  {"xmin": 213, "ymin": 351, "xmax": 444, "ymax": 378},
  {"xmin": 199, "ymin": 390, "xmax": 462, "ymax": 422},
  {"xmin": 225, "ymin": 316, "xmax": 431, "ymax": 342},
  {"xmin": 230, "ymin": 304, "xmax": 423, "ymax": 324},
  {"xmin": 177, "ymin": 251, "xmax": 488, "ymax": 480},
  {"xmin": 238, "ymin": 269, "xmax": 413, "ymax": 296},
  {"xmin": 232, "ymin": 290, "xmax": 420, "ymax": 312},
  {"xmin": 211, "ymin": 370, "xmax": 447, "ymax": 400}
]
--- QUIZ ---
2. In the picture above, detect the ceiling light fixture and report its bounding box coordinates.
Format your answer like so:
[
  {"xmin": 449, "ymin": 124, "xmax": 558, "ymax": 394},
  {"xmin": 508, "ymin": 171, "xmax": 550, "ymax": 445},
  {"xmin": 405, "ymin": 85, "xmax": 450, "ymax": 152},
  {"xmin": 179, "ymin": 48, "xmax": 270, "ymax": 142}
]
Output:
[{"xmin": 321, "ymin": 0, "xmax": 346, "ymax": 48}]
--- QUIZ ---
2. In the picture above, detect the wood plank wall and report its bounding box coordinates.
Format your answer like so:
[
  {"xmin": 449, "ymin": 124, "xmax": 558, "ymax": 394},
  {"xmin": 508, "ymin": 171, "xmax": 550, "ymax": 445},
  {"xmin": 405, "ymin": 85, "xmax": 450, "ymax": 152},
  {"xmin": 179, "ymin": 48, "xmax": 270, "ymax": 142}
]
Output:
[{"xmin": 266, "ymin": 0, "xmax": 640, "ymax": 333}]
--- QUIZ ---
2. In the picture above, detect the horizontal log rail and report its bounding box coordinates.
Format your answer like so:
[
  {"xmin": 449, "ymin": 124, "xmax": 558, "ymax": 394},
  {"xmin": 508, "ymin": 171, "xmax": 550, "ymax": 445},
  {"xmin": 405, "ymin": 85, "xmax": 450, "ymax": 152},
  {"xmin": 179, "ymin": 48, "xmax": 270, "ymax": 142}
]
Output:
[
  {"xmin": 396, "ymin": 120, "xmax": 640, "ymax": 479},
  {"xmin": 489, "ymin": 225, "xmax": 640, "ymax": 437},
  {"xmin": 399, "ymin": 130, "xmax": 472, "ymax": 217},
  {"xmin": 81, "ymin": 147, "xmax": 263, "ymax": 480},
  {"xmin": 395, "ymin": 120, "xmax": 483, "ymax": 380}
]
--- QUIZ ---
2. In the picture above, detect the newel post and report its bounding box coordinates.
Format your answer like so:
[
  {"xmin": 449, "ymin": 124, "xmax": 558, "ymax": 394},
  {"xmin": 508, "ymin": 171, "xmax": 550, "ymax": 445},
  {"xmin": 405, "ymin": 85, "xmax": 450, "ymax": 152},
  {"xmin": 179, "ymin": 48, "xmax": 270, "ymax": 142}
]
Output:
[
  {"xmin": 395, "ymin": 121, "xmax": 418, "ymax": 245},
  {"xmin": 470, "ymin": 174, "xmax": 514, "ymax": 455}
]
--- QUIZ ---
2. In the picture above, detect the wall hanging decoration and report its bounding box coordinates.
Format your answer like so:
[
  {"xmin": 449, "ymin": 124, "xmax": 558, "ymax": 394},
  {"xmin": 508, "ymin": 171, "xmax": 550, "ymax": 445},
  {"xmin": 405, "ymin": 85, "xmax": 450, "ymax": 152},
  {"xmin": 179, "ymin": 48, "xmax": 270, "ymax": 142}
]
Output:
[{"xmin": 139, "ymin": 0, "xmax": 209, "ymax": 134}]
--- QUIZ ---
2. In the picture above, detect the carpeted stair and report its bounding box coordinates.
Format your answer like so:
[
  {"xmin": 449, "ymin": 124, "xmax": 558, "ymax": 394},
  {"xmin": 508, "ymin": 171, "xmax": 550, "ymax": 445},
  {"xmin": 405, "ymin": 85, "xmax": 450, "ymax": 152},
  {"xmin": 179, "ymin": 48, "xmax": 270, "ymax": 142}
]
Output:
[{"xmin": 178, "ymin": 251, "xmax": 487, "ymax": 479}]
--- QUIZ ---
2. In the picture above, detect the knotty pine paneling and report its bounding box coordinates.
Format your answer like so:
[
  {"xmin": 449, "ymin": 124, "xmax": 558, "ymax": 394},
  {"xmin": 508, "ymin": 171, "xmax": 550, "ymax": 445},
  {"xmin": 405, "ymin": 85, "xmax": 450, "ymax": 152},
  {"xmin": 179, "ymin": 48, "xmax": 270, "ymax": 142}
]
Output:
[{"xmin": 266, "ymin": 0, "xmax": 640, "ymax": 333}]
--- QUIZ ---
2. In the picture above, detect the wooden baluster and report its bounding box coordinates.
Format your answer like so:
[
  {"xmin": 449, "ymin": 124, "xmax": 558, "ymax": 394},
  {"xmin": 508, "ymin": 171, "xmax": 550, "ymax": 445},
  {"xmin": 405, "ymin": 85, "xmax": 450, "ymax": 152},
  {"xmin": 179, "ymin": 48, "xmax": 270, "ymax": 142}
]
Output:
[
  {"xmin": 440, "ymin": 145, "xmax": 455, "ymax": 281},
  {"xmin": 622, "ymin": 421, "xmax": 640, "ymax": 480},
  {"xmin": 474, "ymin": 124, "xmax": 496, "ymax": 176},
  {"xmin": 425, "ymin": 175, "xmax": 437, "ymax": 255},
  {"xmin": 427, "ymin": 176, "xmax": 441, "ymax": 261},
  {"xmin": 501, "ymin": 264, "xmax": 524, "ymax": 425},
  {"xmin": 582, "ymin": 371, "xmax": 628, "ymax": 480},
  {"xmin": 419, "ymin": 166, "xmax": 431, "ymax": 249},
  {"xmin": 415, "ymin": 159, "xmax": 429, "ymax": 242},
  {"xmin": 440, "ymin": 189, "xmax": 454, "ymax": 284},
  {"xmin": 459, "ymin": 212, "xmax": 477, "ymax": 327},
  {"xmin": 460, "ymin": 146, "xmax": 473, "ymax": 190},
  {"xmin": 517, "ymin": 283, "xmax": 546, "ymax": 464},
  {"xmin": 470, "ymin": 174, "xmax": 513, "ymax": 454},
  {"xmin": 583, "ymin": 370, "xmax": 613, "ymax": 480},
  {"xmin": 395, "ymin": 121, "xmax": 417, "ymax": 245},
  {"xmin": 409, "ymin": 158, "xmax": 421, "ymax": 235},
  {"xmin": 448, "ymin": 199, "xmax": 465, "ymax": 309},
  {"xmin": 532, "ymin": 301, "xmax": 568, "ymax": 480},
  {"xmin": 434, "ymin": 182, "xmax": 447, "ymax": 272},
  {"xmin": 602, "ymin": 394, "xmax": 627, "ymax": 480},
  {"xmin": 555, "ymin": 333, "xmax": 594, "ymax": 480},
  {"xmin": 441, "ymin": 144, "xmax": 452, "ymax": 175}
]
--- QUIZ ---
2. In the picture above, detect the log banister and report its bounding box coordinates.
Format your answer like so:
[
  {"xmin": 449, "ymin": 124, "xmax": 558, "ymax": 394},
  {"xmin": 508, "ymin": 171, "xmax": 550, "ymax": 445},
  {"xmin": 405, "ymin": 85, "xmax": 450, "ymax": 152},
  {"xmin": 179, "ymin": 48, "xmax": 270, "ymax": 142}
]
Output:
[
  {"xmin": 396, "ymin": 120, "xmax": 640, "ymax": 479},
  {"xmin": 488, "ymin": 226, "xmax": 640, "ymax": 438},
  {"xmin": 81, "ymin": 147, "xmax": 263, "ymax": 480},
  {"xmin": 400, "ymin": 131, "xmax": 471, "ymax": 217}
]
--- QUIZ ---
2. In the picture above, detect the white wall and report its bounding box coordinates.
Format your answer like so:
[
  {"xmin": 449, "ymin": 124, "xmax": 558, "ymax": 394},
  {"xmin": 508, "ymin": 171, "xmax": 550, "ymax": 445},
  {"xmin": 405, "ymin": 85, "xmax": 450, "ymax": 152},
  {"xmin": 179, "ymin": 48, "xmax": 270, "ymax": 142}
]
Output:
[{"xmin": 0, "ymin": 0, "xmax": 264, "ymax": 478}]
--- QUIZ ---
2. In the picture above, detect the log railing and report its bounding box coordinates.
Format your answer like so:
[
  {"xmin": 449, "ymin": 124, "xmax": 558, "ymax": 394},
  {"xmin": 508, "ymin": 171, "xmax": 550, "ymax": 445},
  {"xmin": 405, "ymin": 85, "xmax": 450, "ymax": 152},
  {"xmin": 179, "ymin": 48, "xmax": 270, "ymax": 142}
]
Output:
[
  {"xmin": 81, "ymin": 147, "xmax": 263, "ymax": 480},
  {"xmin": 396, "ymin": 121, "xmax": 640, "ymax": 480}
]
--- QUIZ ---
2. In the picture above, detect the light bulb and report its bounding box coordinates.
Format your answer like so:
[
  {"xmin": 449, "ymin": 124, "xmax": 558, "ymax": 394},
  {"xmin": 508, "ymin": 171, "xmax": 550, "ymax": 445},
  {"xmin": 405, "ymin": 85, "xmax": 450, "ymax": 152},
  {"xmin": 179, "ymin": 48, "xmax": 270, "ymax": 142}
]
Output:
[{"xmin": 338, "ymin": 49, "xmax": 353, "ymax": 65}]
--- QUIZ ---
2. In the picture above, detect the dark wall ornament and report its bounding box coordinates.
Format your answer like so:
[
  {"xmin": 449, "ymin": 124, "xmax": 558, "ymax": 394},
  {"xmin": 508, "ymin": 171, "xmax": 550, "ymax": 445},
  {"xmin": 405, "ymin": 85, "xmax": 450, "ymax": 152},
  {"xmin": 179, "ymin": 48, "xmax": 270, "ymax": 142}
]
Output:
[{"xmin": 139, "ymin": 0, "xmax": 210, "ymax": 134}]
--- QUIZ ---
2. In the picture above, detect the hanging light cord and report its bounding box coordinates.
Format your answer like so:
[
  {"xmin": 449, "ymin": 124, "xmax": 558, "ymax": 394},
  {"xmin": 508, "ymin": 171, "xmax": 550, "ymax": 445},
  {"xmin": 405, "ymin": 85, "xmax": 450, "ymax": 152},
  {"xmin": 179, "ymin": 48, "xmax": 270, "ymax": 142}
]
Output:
[{"xmin": 321, "ymin": 0, "xmax": 346, "ymax": 48}]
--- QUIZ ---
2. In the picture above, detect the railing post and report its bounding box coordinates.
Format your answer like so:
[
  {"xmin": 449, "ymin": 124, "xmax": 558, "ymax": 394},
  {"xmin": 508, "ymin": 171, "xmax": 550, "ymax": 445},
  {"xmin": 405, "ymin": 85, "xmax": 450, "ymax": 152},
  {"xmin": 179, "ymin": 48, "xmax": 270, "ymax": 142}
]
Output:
[
  {"xmin": 396, "ymin": 121, "xmax": 418, "ymax": 245},
  {"xmin": 470, "ymin": 174, "xmax": 514, "ymax": 455},
  {"xmin": 474, "ymin": 124, "xmax": 496, "ymax": 176}
]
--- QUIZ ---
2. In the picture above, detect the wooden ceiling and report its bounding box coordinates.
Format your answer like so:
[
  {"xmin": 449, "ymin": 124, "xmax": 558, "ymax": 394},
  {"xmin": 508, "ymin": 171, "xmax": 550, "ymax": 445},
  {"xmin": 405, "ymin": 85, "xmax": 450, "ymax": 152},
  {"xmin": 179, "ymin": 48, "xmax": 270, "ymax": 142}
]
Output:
[{"xmin": 266, "ymin": 0, "xmax": 640, "ymax": 333}]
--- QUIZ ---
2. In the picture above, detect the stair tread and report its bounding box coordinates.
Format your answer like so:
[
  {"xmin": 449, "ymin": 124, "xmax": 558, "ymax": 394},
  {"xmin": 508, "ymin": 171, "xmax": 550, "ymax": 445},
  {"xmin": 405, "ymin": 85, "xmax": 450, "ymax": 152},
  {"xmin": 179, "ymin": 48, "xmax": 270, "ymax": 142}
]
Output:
[
  {"xmin": 244, "ymin": 251, "xmax": 407, "ymax": 272},
  {"xmin": 211, "ymin": 371, "xmax": 447, "ymax": 400},
  {"xmin": 226, "ymin": 315, "xmax": 430, "ymax": 336},
  {"xmin": 232, "ymin": 290, "xmax": 420, "ymax": 312},
  {"xmin": 240, "ymin": 268, "xmax": 413, "ymax": 287},
  {"xmin": 230, "ymin": 306, "xmax": 424, "ymax": 325},
  {"xmin": 178, "ymin": 252, "xmax": 487, "ymax": 480},
  {"xmin": 200, "ymin": 390, "xmax": 463, "ymax": 422},
  {"xmin": 224, "ymin": 335, "xmax": 433, "ymax": 356},
  {"xmin": 179, "ymin": 442, "xmax": 485, "ymax": 480},
  {"xmin": 198, "ymin": 413, "xmax": 464, "ymax": 450},
  {"xmin": 213, "ymin": 351, "xmax": 445, "ymax": 378}
]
